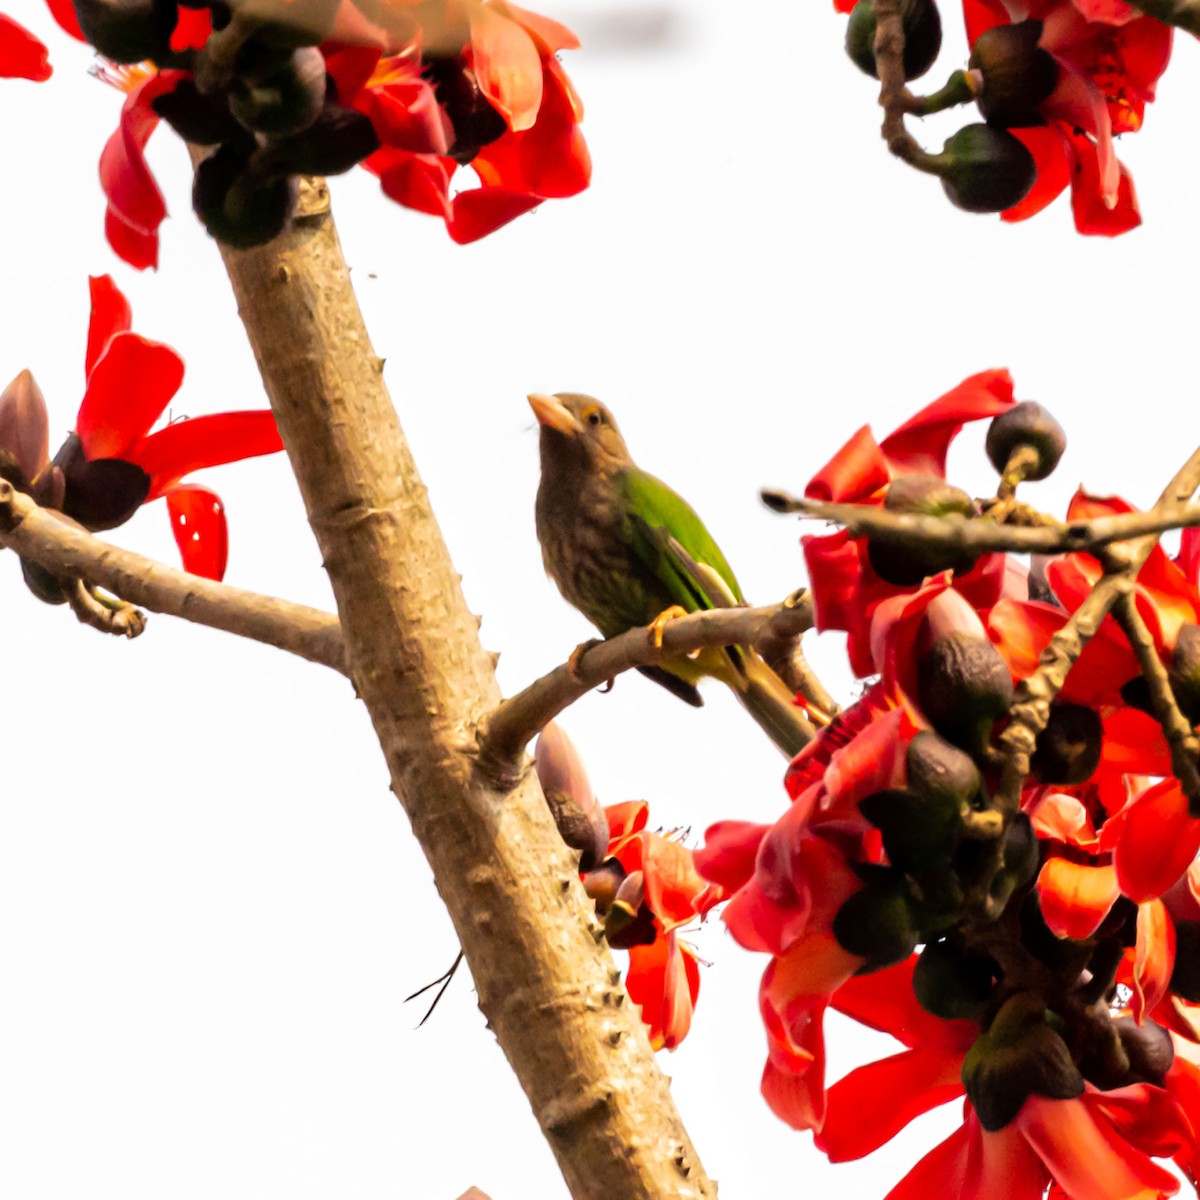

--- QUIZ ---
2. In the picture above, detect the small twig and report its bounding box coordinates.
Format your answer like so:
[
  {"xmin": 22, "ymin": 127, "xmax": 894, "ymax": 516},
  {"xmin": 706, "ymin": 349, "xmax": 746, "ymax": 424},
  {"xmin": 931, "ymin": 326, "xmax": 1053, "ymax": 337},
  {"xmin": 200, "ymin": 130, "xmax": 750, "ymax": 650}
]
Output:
[
  {"xmin": 0, "ymin": 482, "xmax": 347, "ymax": 674},
  {"xmin": 756, "ymin": 589, "xmax": 840, "ymax": 718},
  {"xmin": 65, "ymin": 579, "xmax": 147, "ymax": 638},
  {"xmin": 476, "ymin": 598, "xmax": 817, "ymax": 789},
  {"xmin": 406, "ymin": 951, "xmax": 465, "ymax": 1027},
  {"xmin": 1112, "ymin": 590, "xmax": 1200, "ymax": 809},
  {"xmin": 874, "ymin": 0, "xmax": 925, "ymax": 163},
  {"xmin": 761, "ymin": 492, "xmax": 1200, "ymax": 556}
]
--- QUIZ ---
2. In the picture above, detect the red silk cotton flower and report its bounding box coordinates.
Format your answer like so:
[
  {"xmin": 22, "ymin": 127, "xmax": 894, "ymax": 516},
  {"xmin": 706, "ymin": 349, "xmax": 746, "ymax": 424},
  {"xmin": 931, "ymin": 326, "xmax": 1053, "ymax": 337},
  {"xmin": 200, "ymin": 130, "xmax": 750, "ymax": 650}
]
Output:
[
  {"xmin": 0, "ymin": 276, "xmax": 281, "ymax": 581},
  {"xmin": 964, "ymin": 0, "xmax": 1172, "ymax": 235},
  {"xmin": 598, "ymin": 801, "xmax": 723, "ymax": 1051},
  {"xmin": 0, "ymin": 13, "xmax": 51, "ymax": 80},
  {"xmin": 76, "ymin": 0, "xmax": 588, "ymax": 268}
]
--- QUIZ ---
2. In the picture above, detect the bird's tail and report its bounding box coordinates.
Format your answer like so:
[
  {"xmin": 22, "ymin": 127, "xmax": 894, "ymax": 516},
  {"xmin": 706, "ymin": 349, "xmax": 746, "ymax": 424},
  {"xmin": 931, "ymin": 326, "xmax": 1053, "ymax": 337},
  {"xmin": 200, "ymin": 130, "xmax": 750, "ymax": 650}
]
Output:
[{"xmin": 730, "ymin": 650, "xmax": 816, "ymax": 760}]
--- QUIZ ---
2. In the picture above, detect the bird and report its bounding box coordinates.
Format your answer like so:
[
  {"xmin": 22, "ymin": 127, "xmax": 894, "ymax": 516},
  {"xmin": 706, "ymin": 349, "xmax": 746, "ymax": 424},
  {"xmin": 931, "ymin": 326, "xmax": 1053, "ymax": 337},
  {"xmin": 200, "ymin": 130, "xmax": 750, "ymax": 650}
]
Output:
[{"xmin": 529, "ymin": 391, "xmax": 813, "ymax": 759}]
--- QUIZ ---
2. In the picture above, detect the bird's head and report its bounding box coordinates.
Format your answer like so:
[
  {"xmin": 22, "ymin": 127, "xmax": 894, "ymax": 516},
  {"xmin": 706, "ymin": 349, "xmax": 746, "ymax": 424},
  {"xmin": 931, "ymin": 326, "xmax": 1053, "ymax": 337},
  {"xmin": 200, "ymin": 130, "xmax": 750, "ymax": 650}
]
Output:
[{"xmin": 528, "ymin": 393, "xmax": 630, "ymax": 474}]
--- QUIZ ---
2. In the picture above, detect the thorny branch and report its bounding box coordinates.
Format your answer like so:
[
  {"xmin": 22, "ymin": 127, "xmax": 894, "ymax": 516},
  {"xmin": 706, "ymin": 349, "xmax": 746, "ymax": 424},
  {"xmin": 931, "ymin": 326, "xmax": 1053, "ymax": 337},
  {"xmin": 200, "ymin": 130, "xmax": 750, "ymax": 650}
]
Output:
[
  {"xmin": 0, "ymin": 482, "xmax": 347, "ymax": 673},
  {"xmin": 477, "ymin": 593, "xmax": 820, "ymax": 788}
]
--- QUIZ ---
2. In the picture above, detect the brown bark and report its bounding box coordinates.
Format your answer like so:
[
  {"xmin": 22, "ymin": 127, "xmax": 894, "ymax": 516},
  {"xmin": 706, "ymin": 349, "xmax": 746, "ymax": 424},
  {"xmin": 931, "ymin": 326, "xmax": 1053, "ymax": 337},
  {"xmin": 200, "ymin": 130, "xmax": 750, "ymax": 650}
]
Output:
[{"xmin": 209, "ymin": 177, "xmax": 715, "ymax": 1199}]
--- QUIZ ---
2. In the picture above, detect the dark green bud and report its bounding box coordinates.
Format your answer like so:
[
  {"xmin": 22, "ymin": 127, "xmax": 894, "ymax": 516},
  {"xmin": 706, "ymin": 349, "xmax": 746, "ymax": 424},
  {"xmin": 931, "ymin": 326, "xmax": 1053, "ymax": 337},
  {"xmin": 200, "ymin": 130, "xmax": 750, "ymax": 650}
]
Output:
[
  {"xmin": 906, "ymin": 729, "xmax": 983, "ymax": 809},
  {"xmin": 72, "ymin": 0, "xmax": 177, "ymax": 64},
  {"xmin": 193, "ymin": 143, "xmax": 297, "ymax": 250},
  {"xmin": 962, "ymin": 992, "xmax": 1084, "ymax": 1131},
  {"xmin": 913, "ymin": 938, "xmax": 995, "ymax": 1019},
  {"xmin": 985, "ymin": 401, "xmax": 1067, "ymax": 480},
  {"xmin": 845, "ymin": 0, "xmax": 942, "ymax": 82},
  {"xmin": 1116, "ymin": 1019, "xmax": 1174, "ymax": 1086},
  {"xmin": 229, "ymin": 47, "xmax": 327, "ymax": 135},
  {"xmin": 20, "ymin": 557, "xmax": 68, "ymax": 605},
  {"xmin": 860, "ymin": 787, "xmax": 961, "ymax": 873},
  {"xmin": 423, "ymin": 56, "xmax": 508, "ymax": 165},
  {"xmin": 969, "ymin": 21, "xmax": 1059, "ymax": 127},
  {"xmin": 833, "ymin": 869, "xmax": 920, "ymax": 971},
  {"xmin": 1171, "ymin": 920, "xmax": 1200, "ymax": 1003},
  {"xmin": 866, "ymin": 475, "xmax": 980, "ymax": 585},
  {"xmin": 917, "ymin": 631, "xmax": 1014, "ymax": 752},
  {"xmin": 1170, "ymin": 625, "xmax": 1200, "ymax": 725},
  {"xmin": 935, "ymin": 124, "xmax": 1036, "ymax": 214},
  {"xmin": 1030, "ymin": 702, "xmax": 1103, "ymax": 785}
]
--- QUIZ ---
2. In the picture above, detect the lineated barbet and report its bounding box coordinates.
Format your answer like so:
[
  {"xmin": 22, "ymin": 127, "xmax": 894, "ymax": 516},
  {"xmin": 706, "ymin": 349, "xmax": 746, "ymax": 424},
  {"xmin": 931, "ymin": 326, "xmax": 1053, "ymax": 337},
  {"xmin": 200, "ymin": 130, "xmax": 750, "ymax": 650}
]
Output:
[{"xmin": 530, "ymin": 392, "xmax": 812, "ymax": 759}]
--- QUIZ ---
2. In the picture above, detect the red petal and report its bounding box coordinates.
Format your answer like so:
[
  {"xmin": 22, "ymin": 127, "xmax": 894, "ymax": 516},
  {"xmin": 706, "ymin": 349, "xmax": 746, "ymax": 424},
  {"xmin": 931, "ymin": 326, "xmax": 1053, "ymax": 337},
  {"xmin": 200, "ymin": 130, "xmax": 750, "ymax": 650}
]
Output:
[
  {"xmin": 1018, "ymin": 1090, "xmax": 1184, "ymax": 1198},
  {"xmin": 376, "ymin": 152, "xmax": 453, "ymax": 219},
  {"xmin": 129, "ymin": 410, "xmax": 283, "ymax": 500},
  {"xmin": 603, "ymin": 801, "xmax": 648, "ymax": 846},
  {"xmin": 469, "ymin": 3, "xmax": 543, "ymax": 132},
  {"xmin": 1036, "ymin": 858, "xmax": 1120, "ymax": 940},
  {"xmin": 1113, "ymin": 779, "xmax": 1200, "ymax": 903},
  {"xmin": 99, "ymin": 77, "xmax": 173, "ymax": 271},
  {"xmin": 0, "ymin": 14, "xmax": 51, "ymax": 80},
  {"xmin": 500, "ymin": 2, "xmax": 580, "ymax": 53},
  {"xmin": 171, "ymin": 7, "xmax": 212, "ymax": 50},
  {"xmin": 1004, "ymin": 127, "xmax": 1072, "ymax": 223},
  {"xmin": 1180, "ymin": 529, "xmax": 1200, "ymax": 587},
  {"xmin": 695, "ymin": 820, "xmax": 771, "ymax": 892},
  {"xmin": 361, "ymin": 81, "xmax": 450, "ymax": 156},
  {"xmin": 882, "ymin": 1118, "xmax": 973, "ymax": 1200},
  {"xmin": 1067, "ymin": 130, "xmax": 1141, "ymax": 237},
  {"xmin": 76, "ymin": 333, "xmax": 184, "ymax": 460},
  {"xmin": 963, "ymin": 0, "xmax": 1012, "ymax": 43},
  {"xmin": 86, "ymin": 276, "xmax": 133, "ymax": 379},
  {"xmin": 833, "ymin": 956, "xmax": 975, "ymax": 1049},
  {"xmin": 445, "ymin": 187, "xmax": 542, "ymax": 243},
  {"xmin": 806, "ymin": 425, "xmax": 890, "ymax": 504},
  {"xmin": 626, "ymin": 932, "xmax": 698, "ymax": 1050},
  {"xmin": 641, "ymin": 835, "xmax": 716, "ymax": 929},
  {"xmin": 1125, "ymin": 899, "xmax": 1176, "ymax": 1023},
  {"xmin": 878, "ymin": 369, "xmax": 1015, "ymax": 478},
  {"xmin": 44, "ymin": 0, "xmax": 84, "ymax": 40},
  {"xmin": 167, "ymin": 485, "xmax": 228, "ymax": 580},
  {"xmin": 817, "ymin": 1045, "xmax": 966, "ymax": 1161}
]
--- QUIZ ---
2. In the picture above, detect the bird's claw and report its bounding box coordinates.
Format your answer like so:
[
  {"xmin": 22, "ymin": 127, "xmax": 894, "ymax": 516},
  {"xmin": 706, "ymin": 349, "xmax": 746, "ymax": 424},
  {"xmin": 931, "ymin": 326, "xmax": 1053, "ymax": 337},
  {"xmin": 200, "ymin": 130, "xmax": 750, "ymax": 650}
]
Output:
[
  {"xmin": 568, "ymin": 638, "xmax": 604, "ymax": 682},
  {"xmin": 647, "ymin": 605, "xmax": 689, "ymax": 650}
]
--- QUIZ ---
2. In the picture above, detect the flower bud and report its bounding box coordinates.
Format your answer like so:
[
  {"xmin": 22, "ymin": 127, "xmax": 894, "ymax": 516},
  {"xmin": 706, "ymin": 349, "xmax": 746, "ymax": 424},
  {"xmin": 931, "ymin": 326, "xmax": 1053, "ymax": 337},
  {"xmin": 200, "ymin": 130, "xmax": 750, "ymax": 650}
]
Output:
[
  {"xmin": 1030, "ymin": 702, "xmax": 1102, "ymax": 785},
  {"xmin": 229, "ymin": 48, "xmax": 327, "ymax": 135},
  {"xmin": 962, "ymin": 992, "xmax": 1083, "ymax": 1131},
  {"xmin": 20, "ymin": 557, "xmax": 68, "ymax": 605},
  {"xmin": 935, "ymin": 124, "xmax": 1036, "ymax": 214},
  {"xmin": 985, "ymin": 401, "xmax": 1067, "ymax": 480},
  {"xmin": 535, "ymin": 723, "xmax": 610, "ymax": 872},
  {"xmin": 1170, "ymin": 624, "xmax": 1200, "ymax": 725},
  {"xmin": 1171, "ymin": 920, "xmax": 1200, "ymax": 1002},
  {"xmin": 845, "ymin": 0, "xmax": 942, "ymax": 82},
  {"xmin": 833, "ymin": 868, "xmax": 920, "ymax": 971},
  {"xmin": 906, "ymin": 730, "xmax": 983, "ymax": 810},
  {"xmin": 917, "ymin": 630, "xmax": 1013, "ymax": 752},
  {"xmin": 969, "ymin": 22, "xmax": 1058, "ymax": 128},
  {"xmin": 193, "ymin": 143, "xmax": 297, "ymax": 250},
  {"xmin": 859, "ymin": 787, "xmax": 961, "ymax": 873},
  {"xmin": 866, "ymin": 475, "xmax": 979, "ymax": 585},
  {"xmin": 423, "ymin": 56, "xmax": 509, "ymax": 165},
  {"xmin": 73, "ymin": 0, "xmax": 177, "ymax": 64},
  {"xmin": 1116, "ymin": 1019, "xmax": 1173, "ymax": 1086},
  {"xmin": 52, "ymin": 434, "xmax": 151, "ymax": 532},
  {"xmin": 913, "ymin": 937, "xmax": 995, "ymax": 1019},
  {"xmin": 0, "ymin": 370, "xmax": 49, "ymax": 485}
]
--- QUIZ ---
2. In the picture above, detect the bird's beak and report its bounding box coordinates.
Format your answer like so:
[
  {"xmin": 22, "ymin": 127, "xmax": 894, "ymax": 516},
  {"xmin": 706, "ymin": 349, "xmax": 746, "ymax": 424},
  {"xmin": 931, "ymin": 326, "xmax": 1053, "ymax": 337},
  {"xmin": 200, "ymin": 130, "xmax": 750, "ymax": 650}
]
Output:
[{"xmin": 528, "ymin": 393, "xmax": 583, "ymax": 437}]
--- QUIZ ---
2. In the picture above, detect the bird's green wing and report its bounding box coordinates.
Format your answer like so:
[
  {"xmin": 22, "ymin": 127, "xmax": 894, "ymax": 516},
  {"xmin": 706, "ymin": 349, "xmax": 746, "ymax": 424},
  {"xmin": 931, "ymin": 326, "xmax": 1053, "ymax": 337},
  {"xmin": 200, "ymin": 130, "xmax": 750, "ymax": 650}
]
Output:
[{"xmin": 619, "ymin": 467, "xmax": 746, "ymax": 613}]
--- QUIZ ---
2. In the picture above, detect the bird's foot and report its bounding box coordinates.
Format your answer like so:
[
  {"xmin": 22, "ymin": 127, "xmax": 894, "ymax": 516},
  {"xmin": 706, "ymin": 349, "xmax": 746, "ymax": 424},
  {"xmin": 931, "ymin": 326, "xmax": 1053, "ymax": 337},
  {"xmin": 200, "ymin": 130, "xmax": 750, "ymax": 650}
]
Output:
[
  {"xmin": 567, "ymin": 638, "xmax": 604, "ymax": 682},
  {"xmin": 646, "ymin": 605, "xmax": 689, "ymax": 651}
]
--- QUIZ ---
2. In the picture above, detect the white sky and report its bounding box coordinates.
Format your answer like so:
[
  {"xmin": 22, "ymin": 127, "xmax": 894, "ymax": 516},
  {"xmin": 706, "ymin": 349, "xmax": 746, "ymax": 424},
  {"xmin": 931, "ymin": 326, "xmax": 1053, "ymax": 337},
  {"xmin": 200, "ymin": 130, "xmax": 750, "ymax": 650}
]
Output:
[{"xmin": 0, "ymin": 1, "xmax": 1198, "ymax": 1196}]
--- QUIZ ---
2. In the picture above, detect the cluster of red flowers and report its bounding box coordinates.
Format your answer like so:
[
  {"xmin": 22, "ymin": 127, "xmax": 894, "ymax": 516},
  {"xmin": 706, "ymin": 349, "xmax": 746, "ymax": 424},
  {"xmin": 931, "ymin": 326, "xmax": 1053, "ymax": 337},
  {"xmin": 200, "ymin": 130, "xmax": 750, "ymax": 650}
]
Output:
[
  {"xmin": 535, "ymin": 723, "xmax": 722, "ymax": 1050},
  {"xmin": 698, "ymin": 371, "xmax": 1200, "ymax": 1196},
  {"xmin": 0, "ymin": 275, "xmax": 281, "ymax": 582},
  {"xmin": 2, "ymin": 0, "xmax": 589, "ymax": 266},
  {"xmin": 836, "ymin": 0, "xmax": 1177, "ymax": 233}
]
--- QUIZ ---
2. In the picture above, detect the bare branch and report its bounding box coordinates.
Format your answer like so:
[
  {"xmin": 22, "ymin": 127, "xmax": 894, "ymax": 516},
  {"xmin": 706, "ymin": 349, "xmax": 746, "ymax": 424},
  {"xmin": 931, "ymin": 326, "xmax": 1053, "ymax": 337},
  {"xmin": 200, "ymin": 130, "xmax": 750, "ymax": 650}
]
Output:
[
  {"xmin": 0, "ymin": 482, "xmax": 346, "ymax": 673},
  {"xmin": 477, "ymin": 597, "xmax": 816, "ymax": 787},
  {"xmin": 762, "ymin": 491, "xmax": 1200, "ymax": 555}
]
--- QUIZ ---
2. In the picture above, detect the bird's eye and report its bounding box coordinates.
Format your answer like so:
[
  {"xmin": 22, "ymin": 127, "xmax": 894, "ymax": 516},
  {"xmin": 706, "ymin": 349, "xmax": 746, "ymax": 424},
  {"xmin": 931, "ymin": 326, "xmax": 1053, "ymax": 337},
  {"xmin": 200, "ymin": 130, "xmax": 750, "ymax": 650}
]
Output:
[{"xmin": 587, "ymin": 410, "xmax": 603, "ymax": 427}]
